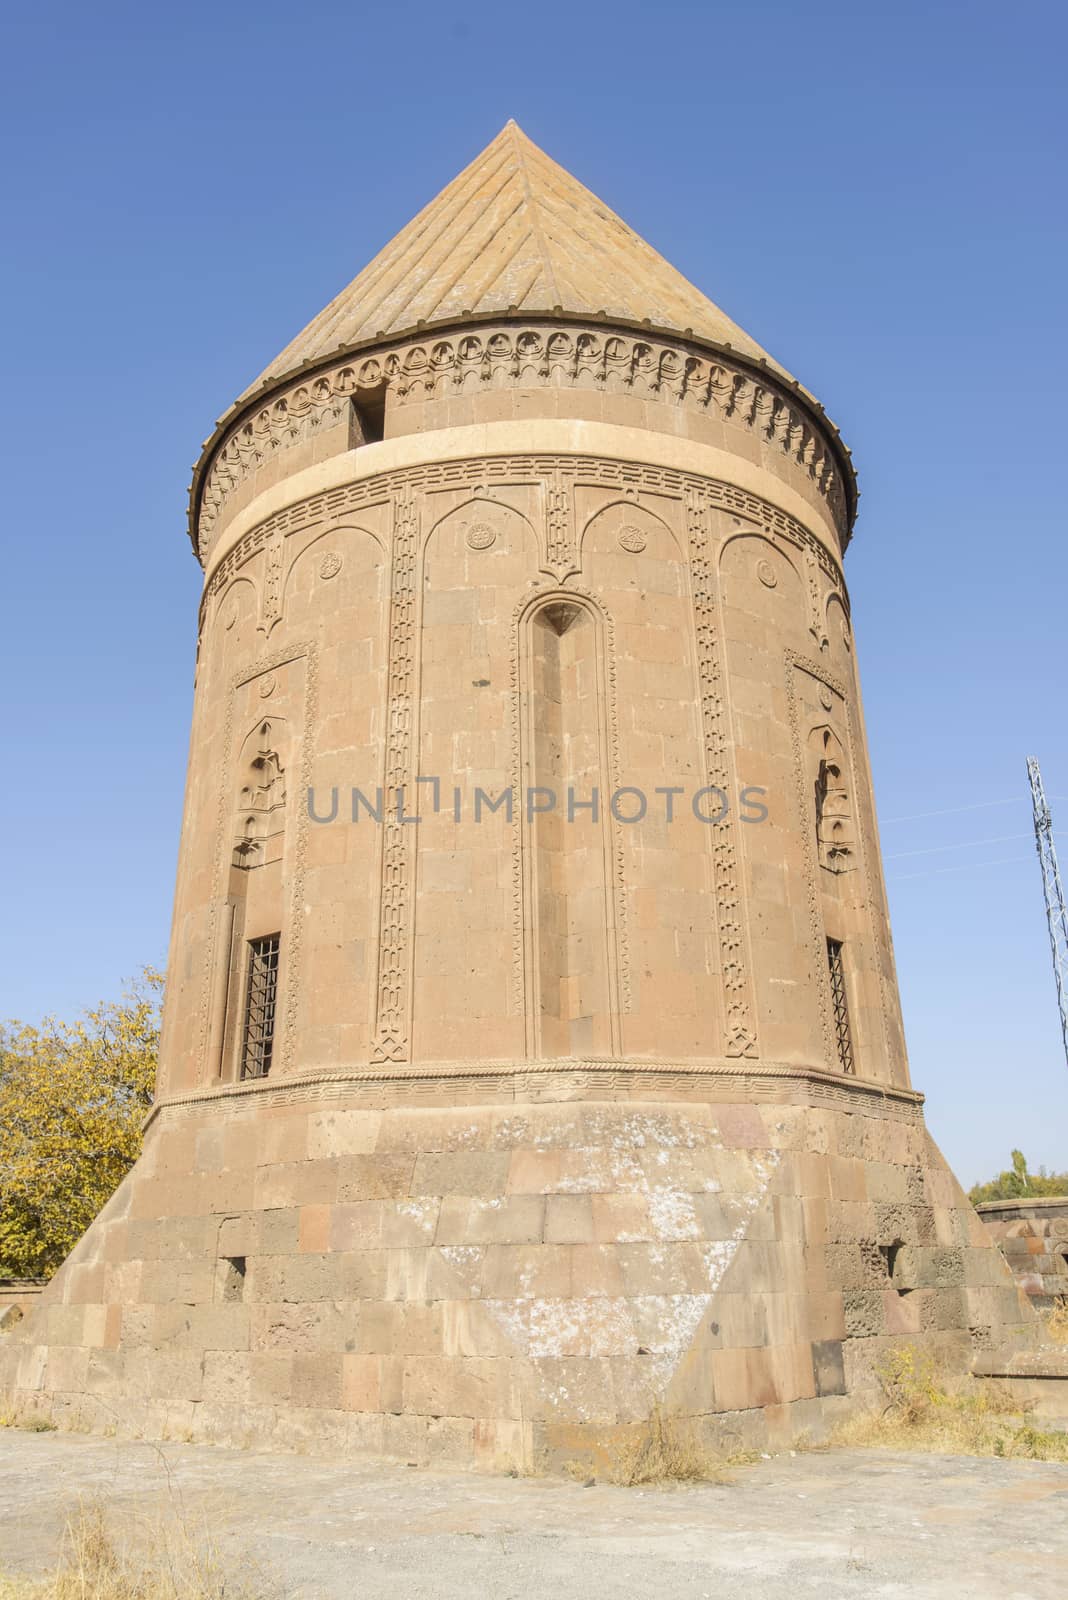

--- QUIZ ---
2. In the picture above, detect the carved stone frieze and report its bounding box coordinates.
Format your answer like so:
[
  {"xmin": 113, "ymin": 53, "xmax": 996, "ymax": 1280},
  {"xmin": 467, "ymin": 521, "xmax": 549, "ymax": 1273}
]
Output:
[
  {"xmin": 193, "ymin": 323, "xmax": 850, "ymax": 556},
  {"xmin": 201, "ymin": 453, "xmax": 849, "ymax": 632}
]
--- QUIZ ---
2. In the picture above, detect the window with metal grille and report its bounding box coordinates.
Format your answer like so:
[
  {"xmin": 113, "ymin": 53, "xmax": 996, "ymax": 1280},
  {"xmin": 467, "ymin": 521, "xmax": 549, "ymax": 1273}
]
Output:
[
  {"xmin": 241, "ymin": 934, "xmax": 280, "ymax": 1079},
  {"xmin": 826, "ymin": 938, "xmax": 855, "ymax": 1074}
]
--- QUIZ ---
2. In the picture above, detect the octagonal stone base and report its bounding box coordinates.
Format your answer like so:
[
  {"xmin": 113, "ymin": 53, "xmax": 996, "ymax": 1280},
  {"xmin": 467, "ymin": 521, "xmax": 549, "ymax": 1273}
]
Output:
[{"xmin": 0, "ymin": 1073, "xmax": 1038, "ymax": 1471}]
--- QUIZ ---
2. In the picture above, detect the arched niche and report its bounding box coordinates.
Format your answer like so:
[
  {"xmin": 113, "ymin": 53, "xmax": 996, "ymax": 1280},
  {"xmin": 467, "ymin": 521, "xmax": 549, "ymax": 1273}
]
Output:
[
  {"xmin": 719, "ymin": 531, "xmax": 805, "ymax": 641},
  {"xmin": 212, "ymin": 576, "xmax": 258, "ymax": 668},
  {"xmin": 825, "ymin": 592, "xmax": 852, "ymax": 676},
  {"xmin": 410, "ymin": 497, "xmax": 539, "ymax": 1064},
  {"xmin": 518, "ymin": 592, "xmax": 618, "ymax": 1060},
  {"xmin": 232, "ymin": 714, "xmax": 290, "ymax": 871},
  {"xmin": 580, "ymin": 498, "xmax": 681, "ymax": 577},
  {"xmin": 809, "ymin": 723, "xmax": 856, "ymax": 876},
  {"xmin": 281, "ymin": 522, "xmax": 385, "ymax": 628},
  {"xmin": 424, "ymin": 496, "xmax": 537, "ymax": 582}
]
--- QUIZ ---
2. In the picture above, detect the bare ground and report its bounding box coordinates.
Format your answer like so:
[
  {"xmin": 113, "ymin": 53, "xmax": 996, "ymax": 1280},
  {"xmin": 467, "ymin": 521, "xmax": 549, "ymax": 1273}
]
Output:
[{"xmin": 1, "ymin": 1429, "xmax": 1066, "ymax": 1599}]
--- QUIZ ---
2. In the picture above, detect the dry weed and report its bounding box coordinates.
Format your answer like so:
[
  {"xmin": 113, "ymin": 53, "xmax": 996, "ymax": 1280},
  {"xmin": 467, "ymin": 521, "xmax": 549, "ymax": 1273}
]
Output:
[
  {"xmin": 0, "ymin": 1413, "xmax": 56, "ymax": 1433},
  {"xmin": 568, "ymin": 1409, "xmax": 755, "ymax": 1487},
  {"xmin": 833, "ymin": 1345, "xmax": 1068, "ymax": 1462},
  {"xmin": 0, "ymin": 1496, "xmax": 279, "ymax": 1600},
  {"xmin": 1044, "ymin": 1297, "xmax": 1068, "ymax": 1346}
]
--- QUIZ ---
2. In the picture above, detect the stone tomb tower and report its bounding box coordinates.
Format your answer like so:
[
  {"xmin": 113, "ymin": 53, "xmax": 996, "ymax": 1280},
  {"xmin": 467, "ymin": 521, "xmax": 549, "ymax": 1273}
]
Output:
[{"xmin": 3, "ymin": 124, "xmax": 1035, "ymax": 1464}]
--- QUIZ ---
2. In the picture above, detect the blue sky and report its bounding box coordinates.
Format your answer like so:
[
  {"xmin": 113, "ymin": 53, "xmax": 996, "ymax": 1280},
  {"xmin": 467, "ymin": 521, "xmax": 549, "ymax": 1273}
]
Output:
[{"xmin": 1, "ymin": 1, "xmax": 1065, "ymax": 1186}]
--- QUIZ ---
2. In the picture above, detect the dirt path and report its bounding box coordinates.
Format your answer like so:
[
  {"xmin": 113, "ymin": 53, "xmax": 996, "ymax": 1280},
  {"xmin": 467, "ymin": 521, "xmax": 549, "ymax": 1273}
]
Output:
[{"xmin": 1, "ymin": 1430, "xmax": 1065, "ymax": 1598}]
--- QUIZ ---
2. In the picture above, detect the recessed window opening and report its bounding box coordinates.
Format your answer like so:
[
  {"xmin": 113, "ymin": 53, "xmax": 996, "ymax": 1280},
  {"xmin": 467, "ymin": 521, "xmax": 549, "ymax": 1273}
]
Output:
[
  {"xmin": 879, "ymin": 1240, "xmax": 910, "ymax": 1293},
  {"xmin": 220, "ymin": 1256, "xmax": 246, "ymax": 1302},
  {"xmin": 353, "ymin": 384, "xmax": 386, "ymax": 444},
  {"xmin": 826, "ymin": 937, "xmax": 855, "ymax": 1075},
  {"xmin": 241, "ymin": 934, "xmax": 280, "ymax": 1080}
]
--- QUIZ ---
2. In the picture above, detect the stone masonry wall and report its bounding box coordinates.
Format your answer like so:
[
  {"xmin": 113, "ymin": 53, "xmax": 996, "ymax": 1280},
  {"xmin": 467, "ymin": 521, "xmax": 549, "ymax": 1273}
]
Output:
[{"xmin": 0, "ymin": 1087, "xmax": 1035, "ymax": 1470}]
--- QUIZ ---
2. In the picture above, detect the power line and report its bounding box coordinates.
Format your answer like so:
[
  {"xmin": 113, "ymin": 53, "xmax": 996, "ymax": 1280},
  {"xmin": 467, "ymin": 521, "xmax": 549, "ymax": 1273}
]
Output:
[
  {"xmin": 889, "ymin": 855, "xmax": 1033, "ymax": 883},
  {"xmin": 885, "ymin": 831, "xmax": 1034, "ymax": 861},
  {"xmin": 881, "ymin": 796, "xmax": 1020, "ymax": 824},
  {"xmin": 881, "ymin": 794, "xmax": 1068, "ymax": 825}
]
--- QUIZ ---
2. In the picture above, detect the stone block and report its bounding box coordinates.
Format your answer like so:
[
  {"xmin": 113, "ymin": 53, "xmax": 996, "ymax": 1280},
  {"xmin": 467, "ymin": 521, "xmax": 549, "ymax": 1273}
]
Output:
[
  {"xmin": 337, "ymin": 1154, "xmax": 415, "ymax": 1200},
  {"xmin": 291, "ymin": 1352, "xmax": 343, "ymax": 1409},
  {"xmin": 380, "ymin": 1198, "xmax": 441, "ymax": 1247},
  {"xmin": 482, "ymin": 1244, "xmax": 572, "ymax": 1299},
  {"xmin": 811, "ymin": 1339, "xmax": 846, "ymax": 1397},
  {"xmin": 202, "ymin": 1350, "xmax": 250, "ymax": 1404},
  {"xmin": 307, "ymin": 1109, "xmax": 382, "ymax": 1160},
  {"xmin": 843, "ymin": 1289, "xmax": 885, "ymax": 1338},
  {"xmin": 461, "ymin": 1196, "xmax": 546, "ymax": 1246},
  {"xmin": 341, "ymin": 1353, "xmax": 381, "ymax": 1412},
  {"xmin": 410, "ymin": 1152, "xmax": 510, "ymax": 1197}
]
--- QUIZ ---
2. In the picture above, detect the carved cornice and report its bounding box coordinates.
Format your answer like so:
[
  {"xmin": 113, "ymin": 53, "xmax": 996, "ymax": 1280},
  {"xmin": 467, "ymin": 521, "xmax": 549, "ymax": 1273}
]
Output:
[
  {"xmin": 144, "ymin": 1054, "xmax": 924, "ymax": 1131},
  {"xmin": 189, "ymin": 316, "xmax": 857, "ymax": 562}
]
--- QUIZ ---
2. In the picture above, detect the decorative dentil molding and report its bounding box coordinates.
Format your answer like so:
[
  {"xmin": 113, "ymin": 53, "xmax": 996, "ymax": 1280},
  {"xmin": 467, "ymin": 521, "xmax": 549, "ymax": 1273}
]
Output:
[{"xmin": 194, "ymin": 323, "xmax": 848, "ymax": 556}]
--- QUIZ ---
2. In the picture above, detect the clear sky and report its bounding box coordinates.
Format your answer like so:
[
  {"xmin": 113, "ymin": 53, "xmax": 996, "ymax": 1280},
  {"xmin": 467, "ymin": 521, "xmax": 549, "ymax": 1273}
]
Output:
[{"xmin": 1, "ymin": 1, "xmax": 1065, "ymax": 1187}]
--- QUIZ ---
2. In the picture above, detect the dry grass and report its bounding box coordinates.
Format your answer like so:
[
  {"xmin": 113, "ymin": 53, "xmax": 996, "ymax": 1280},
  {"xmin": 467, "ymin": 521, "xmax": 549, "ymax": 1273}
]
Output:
[
  {"xmin": 567, "ymin": 1409, "xmax": 757, "ymax": 1487},
  {"xmin": 1044, "ymin": 1297, "xmax": 1068, "ymax": 1346},
  {"xmin": 832, "ymin": 1345, "xmax": 1068, "ymax": 1462},
  {"xmin": 0, "ymin": 1412, "xmax": 56, "ymax": 1433},
  {"xmin": 0, "ymin": 1498, "xmax": 278, "ymax": 1600}
]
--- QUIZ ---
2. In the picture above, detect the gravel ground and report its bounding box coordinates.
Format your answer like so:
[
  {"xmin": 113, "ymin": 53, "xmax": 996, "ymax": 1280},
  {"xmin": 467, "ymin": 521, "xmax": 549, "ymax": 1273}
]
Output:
[{"xmin": 1, "ymin": 1429, "xmax": 1066, "ymax": 1599}]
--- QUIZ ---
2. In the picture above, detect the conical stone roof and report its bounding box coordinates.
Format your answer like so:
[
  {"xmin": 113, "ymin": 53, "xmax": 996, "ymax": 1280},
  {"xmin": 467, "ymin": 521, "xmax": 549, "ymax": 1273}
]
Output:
[{"xmin": 244, "ymin": 121, "xmax": 792, "ymax": 396}]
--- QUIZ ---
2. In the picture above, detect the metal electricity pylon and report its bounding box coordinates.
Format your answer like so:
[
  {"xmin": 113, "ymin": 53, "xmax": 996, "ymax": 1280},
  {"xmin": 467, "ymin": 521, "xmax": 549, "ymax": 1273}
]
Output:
[{"xmin": 1027, "ymin": 757, "xmax": 1068, "ymax": 1071}]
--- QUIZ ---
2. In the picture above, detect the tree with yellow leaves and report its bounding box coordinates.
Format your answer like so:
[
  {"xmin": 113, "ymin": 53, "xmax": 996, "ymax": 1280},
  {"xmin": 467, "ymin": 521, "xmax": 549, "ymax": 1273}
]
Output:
[{"xmin": 0, "ymin": 969, "xmax": 162, "ymax": 1277}]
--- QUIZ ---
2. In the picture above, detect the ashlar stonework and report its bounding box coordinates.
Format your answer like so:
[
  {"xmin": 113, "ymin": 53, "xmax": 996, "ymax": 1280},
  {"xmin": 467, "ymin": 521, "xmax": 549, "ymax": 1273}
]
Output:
[{"xmin": 1, "ymin": 122, "xmax": 1037, "ymax": 1469}]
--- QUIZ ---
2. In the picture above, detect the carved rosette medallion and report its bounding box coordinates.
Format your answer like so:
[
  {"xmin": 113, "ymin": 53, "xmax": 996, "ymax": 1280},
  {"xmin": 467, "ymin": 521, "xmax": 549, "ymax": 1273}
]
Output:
[
  {"xmin": 319, "ymin": 551, "xmax": 342, "ymax": 580},
  {"xmin": 618, "ymin": 525, "xmax": 647, "ymax": 554},
  {"xmin": 757, "ymin": 559, "xmax": 777, "ymax": 588},
  {"xmin": 465, "ymin": 522, "xmax": 497, "ymax": 550}
]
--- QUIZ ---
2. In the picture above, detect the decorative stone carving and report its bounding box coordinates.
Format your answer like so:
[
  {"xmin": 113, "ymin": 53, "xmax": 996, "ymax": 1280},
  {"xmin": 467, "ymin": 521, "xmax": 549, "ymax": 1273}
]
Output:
[
  {"xmin": 544, "ymin": 467, "xmax": 575, "ymax": 579},
  {"xmin": 202, "ymin": 454, "xmax": 851, "ymax": 626},
  {"xmin": 465, "ymin": 521, "xmax": 496, "ymax": 550},
  {"xmin": 319, "ymin": 551, "xmax": 342, "ymax": 579},
  {"xmin": 617, "ymin": 524, "xmax": 647, "ymax": 553},
  {"xmin": 686, "ymin": 489, "xmax": 758, "ymax": 1059},
  {"xmin": 371, "ymin": 488, "xmax": 420, "ymax": 1065},
  {"xmin": 192, "ymin": 322, "xmax": 849, "ymax": 558},
  {"xmin": 757, "ymin": 559, "xmax": 777, "ymax": 588}
]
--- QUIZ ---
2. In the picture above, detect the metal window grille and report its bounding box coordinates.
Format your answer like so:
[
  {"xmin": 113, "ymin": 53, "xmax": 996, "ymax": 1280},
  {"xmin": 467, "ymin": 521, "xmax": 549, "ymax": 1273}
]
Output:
[
  {"xmin": 241, "ymin": 934, "xmax": 280, "ymax": 1080},
  {"xmin": 826, "ymin": 938, "xmax": 855, "ymax": 1074}
]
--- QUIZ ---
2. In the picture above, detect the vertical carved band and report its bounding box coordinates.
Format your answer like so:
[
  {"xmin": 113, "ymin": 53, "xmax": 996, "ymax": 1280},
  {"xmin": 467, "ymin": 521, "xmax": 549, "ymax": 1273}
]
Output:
[
  {"xmin": 544, "ymin": 467, "xmax": 576, "ymax": 579},
  {"xmin": 686, "ymin": 487, "xmax": 759, "ymax": 1058},
  {"xmin": 371, "ymin": 486, "xmax": 419, "ymax": 1063},
  {"xmin": 260, "ymin": 532, "xmax": 284, "ymax": 635}
]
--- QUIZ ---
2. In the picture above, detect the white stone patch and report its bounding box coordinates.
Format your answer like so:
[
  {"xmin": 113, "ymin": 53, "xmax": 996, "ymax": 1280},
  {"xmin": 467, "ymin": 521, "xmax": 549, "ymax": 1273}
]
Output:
[
  {"xmin": 439, "ymin": 1246, "xmax": 482, "ymax": 1268},
  {"xmin": 645, "ymin": 1185, "xmax": 700, "ymax": 1241},
  {"xmin": 483, "ymin": 1113, "xmax": 781, "ymax": 1409},
  {"xmin": 487, "ymin": 1296, "xmax": 633, "ymax": 1359},
  {"xmin": 395, "ymin": 1199, "xmax": 439, "ymax": 1236}
]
